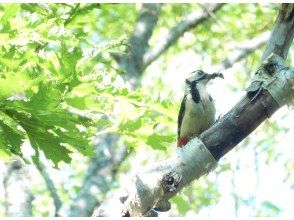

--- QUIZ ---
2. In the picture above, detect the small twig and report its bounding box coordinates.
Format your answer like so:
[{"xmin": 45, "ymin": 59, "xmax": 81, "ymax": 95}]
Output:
[
  {"xmin": 64, "ymin": 3, "xmax": 80, "ymax": 26},
  {"xmin": 35, "ymin": 4, "xmax": 81, "ymax": 52}
]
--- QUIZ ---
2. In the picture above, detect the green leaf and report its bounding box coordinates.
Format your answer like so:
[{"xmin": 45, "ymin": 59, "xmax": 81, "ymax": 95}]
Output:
[
  {"xmin": 1, "ymin": 4, "xmax": 20, "ymax": 24},
  {"xmin": 146, "ymin": 134, "xmax": 174, "ymax": 150},
  {"xmin": 0, "ymin": 57, "xmax": 23, "ymax": 70},
  {"xmin": 170, "ymin": 195, "xmax": 190, "ymax": 214},
  {"xmin": 0, "ymin": 121, "xmax": 23, "ymax": 154},
  {"xmin": 28, "ymin": 83, "xmax": 62, "ymax": 110},
  {"xmin": 0, "ymin": 72, "xmax": 37, "ymax": 101},
  {"xmin": 27, "ymin": 128, "xmax": 72, "ymax": 167},
  {"xmin": 118, "ymin": 118, "xmax": 142, "ymax": 133}
]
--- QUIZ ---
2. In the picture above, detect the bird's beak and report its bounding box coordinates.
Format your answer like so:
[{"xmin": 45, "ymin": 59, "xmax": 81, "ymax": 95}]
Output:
[{"xmin": 207, "ymin": 72, "xmax": 224, "ymax": 80}]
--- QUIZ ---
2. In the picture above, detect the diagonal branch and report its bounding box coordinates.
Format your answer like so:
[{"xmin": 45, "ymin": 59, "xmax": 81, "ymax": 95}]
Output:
[
  {"xmin": 93, "ymin": 55, "xmax": 294, "ymax": 216},
  {"xmin": 117, "ymin": 4, "xmax": 161, "ymax": 80},
  {"xmin": 261, "ymin": 3, "xmax": 294, "ymax": 62},
  {"xmin": 218, "ymin": 31, "xmax": 271, "ymax": 70},
  {"xmin": 36, "ymin": 162, "xmax": 62, "ymax": 216},
  {"xmin": 92, "ymin": 4, "xmax": 294, "ymax": 217},
  {"xmin": 142, "ymin": 3, "xmax": 225, "ymax": 69},
  {"xmin": 58, "ymin": 135, "xmax": 128, "ymax": 217}
]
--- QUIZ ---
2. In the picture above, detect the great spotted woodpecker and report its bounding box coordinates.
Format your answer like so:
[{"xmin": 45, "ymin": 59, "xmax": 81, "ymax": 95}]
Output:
[{"xmin": 177, "ymin": 70, "xmax": 223, "ymax": 148}]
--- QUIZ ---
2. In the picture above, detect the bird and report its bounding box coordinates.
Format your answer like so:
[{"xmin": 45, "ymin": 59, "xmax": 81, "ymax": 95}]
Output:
[{"xmin": 177, "ymin": 70, "xmax": 223, "ymax": 148}]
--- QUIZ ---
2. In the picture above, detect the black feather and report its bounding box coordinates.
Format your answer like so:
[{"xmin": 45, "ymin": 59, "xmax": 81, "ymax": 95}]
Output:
[
  {"xmin": 190, "ymin": 81, "xmax": 201, "ymax": 103},
  {"xmin": 177, "ymin": 95, "xmax": 186, "ymax": 137}
]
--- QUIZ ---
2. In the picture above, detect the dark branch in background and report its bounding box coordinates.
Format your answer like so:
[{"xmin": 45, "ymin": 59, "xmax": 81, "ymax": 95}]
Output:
[
  {"xmin": 129, "ymin": 4, "xmax": 161, "ymax": 72},
  {"xmin": 36, "ymin": 162, "xmax": 62, "ymax": 216},
  {"xmin": 60, "ymin": 4, "xmax": 160, "ymax": 217},
  {"xmin": 3, "ymin": 160, "xmax": 34, "ymax": 216},
  {"xmin": 142, "ymin": 3, "xmax": 224, "ymax": 69},
  {"xmin": 65, "ymin": 135, "xmax": 128, "ymax": 217},
  {"xmin": 58, "ymin": 5, "xmax": 161, "ymax": 216},
  {"xmin": 218, "ymin": 31, "xmax": 270, "ymax": 70},
  {"xmin": 261, "ymin": 4, "xmax": 294, "ymax": 62}
]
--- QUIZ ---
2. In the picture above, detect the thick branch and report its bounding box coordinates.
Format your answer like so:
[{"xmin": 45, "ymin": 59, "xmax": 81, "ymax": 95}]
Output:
[
  {"xmin": 142, "ymin": 3, "xmax": 224, "ymax": 69},
  {"xmin": 93, "ymin": 54, "xmax": 294, "ymax": 217},
  {"xmin": 36, "ymin": 162, "xmax": 62, "ymax": 216},
  {"xmin": 261, "ymin": 3, "xmax": 294, "ymax": 62},
  {"xmin": 118, "ymin": 4, "xmax": 161, "ymax": 80},
  {"xmin": 92, "ymin": 4, "xmax": 294, "ymax": 217}
]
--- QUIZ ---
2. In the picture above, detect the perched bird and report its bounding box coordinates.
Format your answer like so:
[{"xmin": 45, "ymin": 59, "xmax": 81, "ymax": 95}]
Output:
[{"xmin": 177, "ymin": 70, "xmax": 223, "ymax": 148}]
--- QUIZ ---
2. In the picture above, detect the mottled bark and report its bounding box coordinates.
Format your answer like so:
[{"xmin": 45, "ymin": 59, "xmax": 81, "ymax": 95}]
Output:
[
  {"xmin": 118, "ymin": 4, "xmax": 161, "ymax": 82},
  {"xmin": 200, "ymin": 89, "xmax": 279, "ymax": 160},
  {"xmin": 64, "ymin": 135, "xmax": 127, "ymax": 217},
  {"xmin": 93, "ymin": 53, "xmax": 294, "ymax": 217},
  {"xmin": 261, "ymin": 3, "xmax": 294, "ymax": 62}
]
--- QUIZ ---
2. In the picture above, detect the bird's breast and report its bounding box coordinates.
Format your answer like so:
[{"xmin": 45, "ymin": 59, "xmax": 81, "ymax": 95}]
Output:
[{"xmin": 180, "ymin": 95, "xmax": 216, "ymax": 138}]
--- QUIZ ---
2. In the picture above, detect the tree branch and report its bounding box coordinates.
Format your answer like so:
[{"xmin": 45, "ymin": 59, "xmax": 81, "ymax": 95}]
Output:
[
  {"xmin": 261, "ymin": 3, "xmax": 294, "ymax": 62},
  {"xmin": 118, "ymin": 4, "xmax": 161, "ymax": 80},
  {"xmin": 218, "ymin": 31, "xmax": 270, "ymax": 70},
  {"xmin": 142, "ymin": 3, "xmax": 224, "ymax": 69},
  {"xmin": 36, "ymin": 162, "xmax": 62, "ymax": 216},
  {"xmin": 63, "ymin": 4, "xmax": 160, "ymax": 216},
  {"xmin": 93, "ymin": 54, "xmax": 294, "ymax": 217},
  {"xmin": 92, "ymin": 4, "xmax": 294, "ymax": 216},
  {"xmin": 58, "ymin": 135, "xmax": 128, "ymax": 217}
]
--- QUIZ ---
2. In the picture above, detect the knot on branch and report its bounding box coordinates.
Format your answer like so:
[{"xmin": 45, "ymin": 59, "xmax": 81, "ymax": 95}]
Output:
[
  {"xmin": 161, "ymin": 171, "xmax": 181, "ymax": 193},
  {"xmin": 246, "ymin": 53, "xmax": 294, "ymax": 108}
]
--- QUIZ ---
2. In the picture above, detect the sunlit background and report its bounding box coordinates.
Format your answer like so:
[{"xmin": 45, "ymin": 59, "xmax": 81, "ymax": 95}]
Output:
[{"xmin": 0, "ymin": 3, "xmax": 293, "ymax": 217}]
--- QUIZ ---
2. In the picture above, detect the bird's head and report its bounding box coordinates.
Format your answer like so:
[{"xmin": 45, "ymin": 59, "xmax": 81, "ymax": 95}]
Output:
[{"xmin": 185, "ymin": 70, "xmax": 224, "ymax": 86}]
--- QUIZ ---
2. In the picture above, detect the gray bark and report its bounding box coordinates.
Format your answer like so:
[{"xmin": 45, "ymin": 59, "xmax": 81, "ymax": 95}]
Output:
[
  {"xmin": 261, "ymin": 4, "xmax": 294, "ymax": 62},
  {"xmin": 219, "ymin": 31, "xmax": 270, "ymax": 70},
  {"xmin": 142, "ymin": 3, "xmax": 224, "ymax": 69},
  {"xmin": 93, "ymin": 54, "xmax": 294, "ymax": 217},
  {"xmin": 92, "ymin": 3, "xmax": 294, "ymax": 217},
  {"xmin": 118, "ymin": 4, "xmax": 161, "ymax": 83}
]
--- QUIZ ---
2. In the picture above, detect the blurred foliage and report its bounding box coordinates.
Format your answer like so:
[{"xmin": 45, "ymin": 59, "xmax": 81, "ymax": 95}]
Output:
[
  {"xmin": 0, "ymin": 3, "xmax": 293, "ymax": 217},
  {"xmin": 0, "ymin": 3, "xmax": 176, "ymax": 167}
]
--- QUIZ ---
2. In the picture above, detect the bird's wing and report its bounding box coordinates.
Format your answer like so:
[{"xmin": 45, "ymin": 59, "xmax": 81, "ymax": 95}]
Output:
[{"xmin": 177, "ymin": 95, "xmax": 186, "ymax": 137}]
